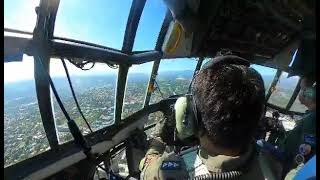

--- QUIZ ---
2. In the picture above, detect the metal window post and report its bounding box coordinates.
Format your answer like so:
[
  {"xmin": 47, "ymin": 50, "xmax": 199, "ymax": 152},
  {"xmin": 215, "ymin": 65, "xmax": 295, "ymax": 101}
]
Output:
[
  {"xmin": 285, "ymin": 78, "xmax": 302, "ymax": 111},
  {"xmin": 143, "ymin": 10, "xmax": 172, "ymax": 107},
  {"xmin": 118, "ymin": 0, "xmax": 147, "ymax": 176},
  {"xmin": 265, "ymin": 70, "xmax": 282, "ymax": 102},
  {"xmin": 33, "ymin": 0, "xmax": 60, "ymax": 149}
]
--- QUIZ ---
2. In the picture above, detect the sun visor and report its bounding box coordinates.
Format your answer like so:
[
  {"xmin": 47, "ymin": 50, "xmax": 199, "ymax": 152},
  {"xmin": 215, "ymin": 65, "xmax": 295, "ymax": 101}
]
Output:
[
  {"xmin": 287, "ymin": 38, "xmax": 316, "ymax": 78},
  {"xmin": 287, "ymin": 14, "xmax": 316, "ymax": 78},
  {"xmin": 271, "ymin": 40, "xmax": 300, "ymax": 71},
  {"xmin": 162, "ymin": 21, "xmax": 193, "ymax": 58},
  {"xmin": 4, "ymin": 35, "xmax": 31, "ymax": 62}
]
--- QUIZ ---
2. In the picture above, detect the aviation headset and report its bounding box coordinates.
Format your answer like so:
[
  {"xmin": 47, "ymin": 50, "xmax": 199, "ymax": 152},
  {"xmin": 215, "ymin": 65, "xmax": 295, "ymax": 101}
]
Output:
[
  {"xmin": 300, "ymin": 82, "xmax": 316, "ymax": 100},
  {"xmin": 174, "ymin": 55, "xmax": 252, "ymax": 141}
]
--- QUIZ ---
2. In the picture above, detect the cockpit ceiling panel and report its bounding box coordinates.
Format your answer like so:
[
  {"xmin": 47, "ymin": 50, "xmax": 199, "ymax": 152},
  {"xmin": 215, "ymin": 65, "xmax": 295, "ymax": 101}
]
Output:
[
  {"xmin": 198, "ymin": 1, "xmax": 305, "ymax": 57},
  {"xmin": 162, "ymin": 0, "xmax": 315, "ymax": 68},
  {"xmin": 247, "ymin": 40, "xmax": 300, "ymax": 71}
]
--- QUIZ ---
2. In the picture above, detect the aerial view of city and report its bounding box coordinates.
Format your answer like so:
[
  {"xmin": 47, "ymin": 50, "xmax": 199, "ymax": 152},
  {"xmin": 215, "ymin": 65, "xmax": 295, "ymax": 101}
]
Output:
[
  {"xmin": 4, "ymin": 70, "xmax": 194, "ymax": 167},
  {"xmin": 4, "ymin": 67, "xmax": 305, "ymax": 168}
]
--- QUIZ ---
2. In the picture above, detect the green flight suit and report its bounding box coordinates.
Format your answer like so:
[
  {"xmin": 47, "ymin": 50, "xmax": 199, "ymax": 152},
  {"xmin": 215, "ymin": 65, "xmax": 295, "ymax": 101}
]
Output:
[
  {"xmin": 139, "ymin": 139, "xmax": 265, "ymax": 180},
  {"xmin": 280, "ymin": 109, "xmax": 316, "ymax": 174}
]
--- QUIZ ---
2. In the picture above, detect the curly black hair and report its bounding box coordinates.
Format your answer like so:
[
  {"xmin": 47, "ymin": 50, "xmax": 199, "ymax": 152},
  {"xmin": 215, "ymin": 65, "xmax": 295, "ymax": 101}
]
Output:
[{"xmin": 192, "ymin": 62, "xmax": 265, "ymax": 149}]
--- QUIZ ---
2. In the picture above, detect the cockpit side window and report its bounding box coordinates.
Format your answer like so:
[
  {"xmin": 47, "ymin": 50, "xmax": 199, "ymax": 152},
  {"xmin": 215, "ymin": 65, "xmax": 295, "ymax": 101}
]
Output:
[
  {"xmin": 267, "ymin": 72, "xmax": 300, "ymax": 108},
  {"xmin": 150, "ymin": 58, "xmax": 198, "ymax": 104},
  {"xmin": 4, "ymin": 56, "xmax": 50, "ymax": 167},
  {"xmin": 50, "ymin": 59, "xmax": 118, "ymax": 144},
  {"xmin": 250, "ymin": 64, "xmax": 277, "ymax": 94},
  {"xmin": 290, "ymin": 92, "xmax": 308, "ymax": 113},
  {"xmin": 122, "ymin": 62, "xmax": 154, "ymax": 119}
]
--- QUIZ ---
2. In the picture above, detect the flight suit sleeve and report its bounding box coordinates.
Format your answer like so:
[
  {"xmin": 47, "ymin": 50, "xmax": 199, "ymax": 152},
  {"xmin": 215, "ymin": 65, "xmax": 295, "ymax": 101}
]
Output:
[
  {"xmin": 139, "ymin": 138, "xmax": 189, "ymax": 180},
  {"xmin": 280, "ymin": 112, "xmax": 316, "ymax": 175},
  {"xmin": 139, "ymin": 138, "xmax": 166, "ymax": 179},
  {"xmin": 300, "ymin": 112, "xmax": 316, "ymax": 158}
]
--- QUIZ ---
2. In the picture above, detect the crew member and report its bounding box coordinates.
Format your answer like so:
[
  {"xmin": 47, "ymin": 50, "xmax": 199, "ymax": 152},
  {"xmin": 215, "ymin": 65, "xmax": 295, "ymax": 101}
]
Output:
[
  {"xmin": 280, "ymin": 76, "xmax": 316, "ymax": 178},
  {"xmin": 139, "ymin": 55, "xmax": 266, "ymax": 179}
]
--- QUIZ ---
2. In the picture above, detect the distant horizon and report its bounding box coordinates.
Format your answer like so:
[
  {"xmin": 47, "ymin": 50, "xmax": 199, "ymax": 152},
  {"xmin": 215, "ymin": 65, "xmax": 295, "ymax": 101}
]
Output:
[
  {"xmin": 4, "ymin": 55, "xmax": 291, "ymax": 83},
  {"xmin": 4, "ymin": 69, "xmax": 197, "ymax": 84},
  {"xmin": 4, "ymin": 69, "xmax": 284, "ymax": 85},
  {"xmin": 4, "ymin": 61, "xmax": 299, "ymax": 85},
  {"xmin": 4, "ymin": 55, "xmax": 199, "ymax": 83}
]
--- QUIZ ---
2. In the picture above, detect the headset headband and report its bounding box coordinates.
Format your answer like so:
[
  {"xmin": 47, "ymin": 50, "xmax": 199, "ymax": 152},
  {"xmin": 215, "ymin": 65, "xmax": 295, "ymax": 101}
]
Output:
[
  {"xmin": 189, "ymin": 55, "xmax": 250, "ymax": 93},
  {"xmin": 201, "ymin": 55, "xmax": 250, "ymax": 70},
  {"xmin": 189, "ymin": 55, "xmax": 251, "ymax": 131}
]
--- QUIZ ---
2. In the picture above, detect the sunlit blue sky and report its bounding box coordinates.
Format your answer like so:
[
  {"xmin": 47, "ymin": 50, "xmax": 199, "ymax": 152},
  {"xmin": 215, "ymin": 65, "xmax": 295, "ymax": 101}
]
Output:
[{"xmin": 4, "ymin": 0, "xmax": 293, "ymax": 83}]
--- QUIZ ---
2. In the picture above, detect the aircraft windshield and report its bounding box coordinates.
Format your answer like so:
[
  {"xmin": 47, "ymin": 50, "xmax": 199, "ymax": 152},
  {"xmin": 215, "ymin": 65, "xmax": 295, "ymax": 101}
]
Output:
[
  {"xmin": 4, "ymin": 0, "xmax": 312, "ymax": 174},
  {"xmin": 250, "ymin": 64, "xmax": 277, "ymax": 94},
  {"xmin": 4, "ymin": 56, "xmax": 50, "ymax": 167},
  {"xmin": 150, "ymin": 58, "xmax": 198, "ymax": 104},
  {"xmin": 3, "ymin": 0, "xmax": 169, "ymax": 168},
  {"xmin": 290, "ymin": 94, "xmax": 308, "ymax": 113},
  {"xmin": 122, "ymin": 62, "xmax": 154, "ymax": 119},
  {"xmin": 50, "ymin": 59, "xmax": 118, "ymax": 143},
  {"xmin": 268, "ymin": 72, "xmax": 300, "ymax": 108},
  {"xmin": 54, "ymin": 0, "xmax": 131, "ymax": 49},
  {"xmin": 4, "ymin": 0, "xmax": 39, "ymax": 32}
]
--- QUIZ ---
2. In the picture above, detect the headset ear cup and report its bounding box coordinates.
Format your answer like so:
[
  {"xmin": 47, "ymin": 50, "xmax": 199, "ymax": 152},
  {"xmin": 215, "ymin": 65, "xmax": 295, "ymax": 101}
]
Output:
[
  {"xmin": 303, "ymin": 87, "xmax": 316, "ymax": 100},
  {"xmin": 174, "ymin": 96, "xmax": 196, "ymax": 140}
]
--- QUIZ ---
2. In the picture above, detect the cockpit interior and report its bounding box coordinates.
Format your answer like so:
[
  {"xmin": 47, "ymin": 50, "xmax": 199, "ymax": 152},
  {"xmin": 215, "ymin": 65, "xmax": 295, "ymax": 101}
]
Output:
[{"xmin": 4, "ymin": 0, "xmax": 315, "ymax": 179}]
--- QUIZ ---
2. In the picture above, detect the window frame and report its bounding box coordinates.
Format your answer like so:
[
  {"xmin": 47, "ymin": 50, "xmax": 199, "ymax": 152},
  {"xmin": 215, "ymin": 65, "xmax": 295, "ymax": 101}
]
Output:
[
  {"xmin": 49, "ymin": 59, "xmax": 119, "ymax": 144},
  {"xmin": 250, "ymin": 63, "xmax": 279, "ymax": 95},
  {"xmin": 265, "ymin": 71, "xmax": 305, "ymax": 115},
  {"xmin": 147, "ymin": 58, "xmax": 200, "ymax": 105},
  {"xmin": 267, "ymin": 71, "xmax": 300, "ymax": 109},
  {"xmin": 122, "ymin": 62, "xmax": 154, "ymax": 119}
]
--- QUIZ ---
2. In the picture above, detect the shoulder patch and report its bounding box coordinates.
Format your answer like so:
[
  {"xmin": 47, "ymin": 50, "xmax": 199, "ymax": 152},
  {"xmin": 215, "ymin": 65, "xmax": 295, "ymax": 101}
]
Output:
[{"xmin": 160, "ymin": 161, "xmax": 182, "ymax": 170}]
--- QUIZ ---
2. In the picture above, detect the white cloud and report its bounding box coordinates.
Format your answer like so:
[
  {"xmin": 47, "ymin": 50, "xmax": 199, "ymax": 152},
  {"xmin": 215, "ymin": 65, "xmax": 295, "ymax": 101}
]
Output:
[
  {"xmin": 4, "ymin": 0, "xmax": 117, "ymax": 83},
  {"xmin": 4, "ymin": 0, "xmax": 40, "ymax": 32},
  {"xmin": 4, "ymin": 55, "xmax": 35, "ymax": 83},
  {"xmin": 4, "ymin": 56, "xmax": 118, "ymax": 83}
]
